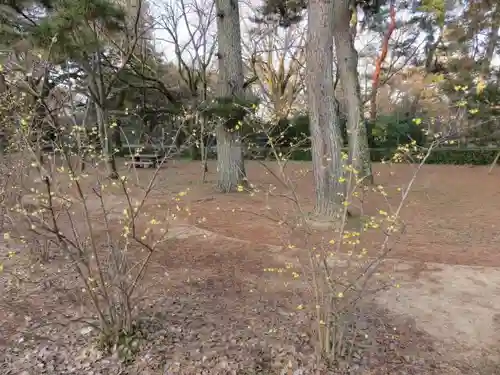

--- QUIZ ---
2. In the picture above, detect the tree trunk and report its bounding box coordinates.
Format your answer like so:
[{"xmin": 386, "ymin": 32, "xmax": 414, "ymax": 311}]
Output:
[
  {"xmin": 0, "ymin": 73, "xmax": 8, "ymax": 159},
  {"xmin": 187, "ymin": 118, "xmax": 201, "ymax": 160},
  {"xmin": 214, "ymin": 0, "xmax": 246, "ymax": 192},
  {"xmin": 333, "ymin": 0, "xmax": 373, "ymax": 184},
  {"xmin": 93, "ymin": 53, "xmax": 118, "ymax": 180},
  {"xmin": 198, "ymin": 113, "xmax": 209, "ymax": 180},
  {"xmin": 95, "ymin": 102, "xmax": 118, "ymax": 179},
  {"xmin": 307, "ymin": 0, "xmax": 345, "ymax": 220},
  {"xmin": 189, "ymin": 144, "xmax": 201, "ymax": 160},
  {"xmin": 111, "ymin": 118, "xmax": 123, "ymax": 155},
  {"xmin": 200, "ymin": 76, "xmax": 210, "ymax": 179}
]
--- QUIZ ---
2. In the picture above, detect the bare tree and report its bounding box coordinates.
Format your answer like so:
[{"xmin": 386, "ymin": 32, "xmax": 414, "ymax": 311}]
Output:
[
  {"xmin": 159, "ymin": 0, "xmax": 217, "ymax": 176},
  {"xmin": 242, "ymin": 20, "xmax": 306, "ymax": 120}
]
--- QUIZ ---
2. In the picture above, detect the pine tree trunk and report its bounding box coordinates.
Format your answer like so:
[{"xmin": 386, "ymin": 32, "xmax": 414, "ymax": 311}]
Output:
[
  {"xmin": 214, "ymin": 0, "xmax": 246, "ymax": 192},
  {"xmin": 307, "ymin": 0, "xmax": 345, "ymax": 220},
  {"xmin": 333, "ymin": 0, "xmax": 373, "ymax": 184}
]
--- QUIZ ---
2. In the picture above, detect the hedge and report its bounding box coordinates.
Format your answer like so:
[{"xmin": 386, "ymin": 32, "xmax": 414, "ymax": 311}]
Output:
[
  {"xmin": 260, "ymin": 147, "xmax": 500, "ymax": 165},
  {"xmin": 421, "ymin": 148, "xmax": 500, "ymax": 165},
  {"xmin": 178, "ymin": 146, "xmax": 500, "ymax": 166}
]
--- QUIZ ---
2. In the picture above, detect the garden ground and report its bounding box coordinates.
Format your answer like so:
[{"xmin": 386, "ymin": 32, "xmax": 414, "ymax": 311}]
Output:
[{"xmin": 1, "ymin": 160, "xmax": 500, "ymax": 374}]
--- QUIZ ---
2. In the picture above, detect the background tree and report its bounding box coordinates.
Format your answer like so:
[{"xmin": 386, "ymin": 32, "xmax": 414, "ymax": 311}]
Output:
[
  {"xmin": 368, "ymin": 0, "xmax": 397, "ymax": 123},
  {"xmin": 1, "ymin": 0, "xmax": 143, "ymax": 178},
  {"xmin": 242, "ymin": 19, "xmax": 306, "ymax": 121},
  {"xmin": 255, "ymin": 0, "xmax": 375, "ymax": 183},
  {"xmin": 159, "ymin": 0, "xmax": 217, "ymax": 167}
]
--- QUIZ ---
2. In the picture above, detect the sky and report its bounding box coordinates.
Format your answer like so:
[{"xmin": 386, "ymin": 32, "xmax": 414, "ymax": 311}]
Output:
[
  {"xmin": 148, "ymin": 0, "xmax": 500, "ymax": 90},
  {"xmin": 149, "ymin": 0, "xmax": 424, "ymax": 76}
]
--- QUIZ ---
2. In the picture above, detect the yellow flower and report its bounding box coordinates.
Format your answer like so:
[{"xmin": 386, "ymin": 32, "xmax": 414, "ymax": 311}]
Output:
[
  {"xmin": 237, "ymin": 185, "xmax": 244, "ymax": 192},
  {"xmin": 337, "ymin": 292, "xmax": 344, "ymax": 298},
  {"xmin": 296, "ymin": 304, "xmax": 304, "ymax": 310},
  {"xmin": 476, "ymin": 79, "xmax": 486, "ymax": 95}
]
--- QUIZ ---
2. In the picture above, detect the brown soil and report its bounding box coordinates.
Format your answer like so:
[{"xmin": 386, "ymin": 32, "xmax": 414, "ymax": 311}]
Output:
[
  {"xmin": 1, "ymin": 160, "xmax": 499, "ymax": 374},
  {"xmin": 159, "ymin": 161, "xmax": 500, "ymax": 267}
]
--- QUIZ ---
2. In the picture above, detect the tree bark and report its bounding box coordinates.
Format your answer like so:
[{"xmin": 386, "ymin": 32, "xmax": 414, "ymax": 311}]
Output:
[
  {"xmin": 307, "ymin": 0, "xmax": 345, "ymax": 220},
  {"xmin": 214, "ymin": 0, "xmax": 246, "ymax": 192},
  {"xmin": 111, "ymin": 118, "xmax": 123, "ymax": 155},
  {"xmin": 94, "ymin": 102, "xmax": 118, "ymax": 179},
  {"xmin": 333, "ymin": 0, "xmax": 373, "ymax": 184},
  {"xmin": 93, "ymin": 52, "xmax": 118, "ymax": 179},
  {"xmin": 0, "ymin": 73, "xmax": 8, "ymax": 158}
]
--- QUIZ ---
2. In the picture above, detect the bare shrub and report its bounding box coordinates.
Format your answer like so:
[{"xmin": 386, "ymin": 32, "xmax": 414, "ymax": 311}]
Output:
[
  {"xmin": 0, "ymin": 92, "xmax": 201, "ymax": 361},
  {"xmin": 236, "ymin": 108, "xmax": 461, "ymax": 370}
]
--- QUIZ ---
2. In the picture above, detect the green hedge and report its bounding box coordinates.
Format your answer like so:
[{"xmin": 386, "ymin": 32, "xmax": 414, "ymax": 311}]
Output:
[
  {"xmin": 282, "ymin": 147, "xmax": 392, "ymax": 162},
  {"xmin": 179, "ymin": 146, "xmax": 500, "ymax": 166},
  {"xmin": 276, "ymin": 147, "xmax": 500, "ymax": 165},
  {"xmin": 423, "ymin": 148, "xmax": 500, "ymax": 165}
]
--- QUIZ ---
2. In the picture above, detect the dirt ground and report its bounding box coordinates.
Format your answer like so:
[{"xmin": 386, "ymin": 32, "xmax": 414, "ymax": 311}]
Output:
[
  {"xmin": 1, "ymin": 159, "xmax": 500, "ymax": 374},
  {"xmin": 152, "ymin": 160, "xmax": 500, "ymax": 267}
]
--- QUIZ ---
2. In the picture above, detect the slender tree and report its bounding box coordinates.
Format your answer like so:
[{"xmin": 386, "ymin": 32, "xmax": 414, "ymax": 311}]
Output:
[
  {"xmin": 368, "ymin": 0, "xmax": 396, "ymax": 123},
  {"xmin": 333, "ymin": 0, "xmax": 373, "ymax": 183},
  {"xmin": 242, "ymin": 21, "xmax": 306, "ymax": 120},
  {"xmin": 160, "ymin": 0, "xmax": 217, "ymax": 174}
]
